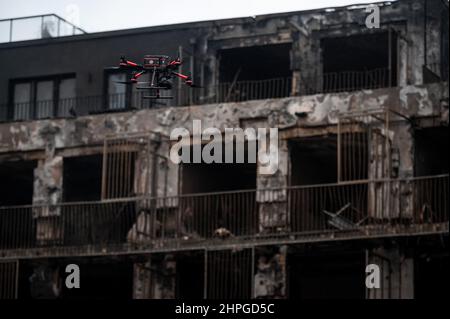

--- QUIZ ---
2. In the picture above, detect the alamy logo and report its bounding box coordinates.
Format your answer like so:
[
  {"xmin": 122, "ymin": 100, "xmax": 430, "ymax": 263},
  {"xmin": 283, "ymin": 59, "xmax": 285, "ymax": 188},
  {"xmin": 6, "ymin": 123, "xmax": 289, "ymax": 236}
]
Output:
[
  {"xmin": 365, "ymin": 264, "xmax": 380, "ymax": 289},
  {"xmin": 170, "ymin": 120, "xmax": 279, "ymax": 175},
  {"xmin": 365, "ymin": 5, "xmax": 380, "ymax": 29},
  {"xmin": 65, "ymin": 264, "xmax": 80, "ymax": 289}
]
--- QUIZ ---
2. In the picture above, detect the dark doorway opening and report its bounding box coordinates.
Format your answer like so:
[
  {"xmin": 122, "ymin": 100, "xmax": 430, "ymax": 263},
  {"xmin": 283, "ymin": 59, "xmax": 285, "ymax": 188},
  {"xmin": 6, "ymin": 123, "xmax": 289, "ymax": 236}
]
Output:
[
  {"xmin": 0, "ymin": 160, "xmax": 36, "ymax": 206},
  {"xmin": 289, "ymin": 135, "xmax": 337, "ymax": 186},
  {"xmin": 63, "ymin": 154, "xmax": 103, "ymax": 202},
  {"xmin": 414, "ymin": 127, "xmax": 449, "ymax": 177},
  {"xmin": 288, "ymin": 248, "xmax": 366, "ymax": 299},
  {"xmin": 217, "ymin": 44, "xmax": 292, "ymax": 101},
  {"xmin": 321, "ymin": 31, "xmax": 397, "ymax": 92},
  {"xmin": 176, "ymin": 251, "xmax": 205, "ymax": 299}
]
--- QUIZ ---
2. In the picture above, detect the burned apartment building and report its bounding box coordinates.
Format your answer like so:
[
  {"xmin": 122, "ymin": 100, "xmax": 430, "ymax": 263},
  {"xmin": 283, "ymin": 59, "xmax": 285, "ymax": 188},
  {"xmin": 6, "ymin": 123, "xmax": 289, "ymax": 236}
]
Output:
[{"xmin": 0, "ymin": 0, "xmax": 448, "ymax": 299}]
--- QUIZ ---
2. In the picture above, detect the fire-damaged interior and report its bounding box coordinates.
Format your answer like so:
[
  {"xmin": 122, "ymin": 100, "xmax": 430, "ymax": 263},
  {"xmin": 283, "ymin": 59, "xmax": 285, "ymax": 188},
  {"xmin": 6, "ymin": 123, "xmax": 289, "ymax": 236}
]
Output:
[
  {"xmin": 217, "ymin": 44, "xmax": 292, "ymax": 100},
  {"xmin": 218, "ymin": 44, "xmax": 292, "ymax": 82},
  {"xmin": 0, "ymin": 160, "xmax": 36, "ymax": 206},
  {"xmin": 63, "ymin": 155, "xmax": 103, "ymax": 202},
  {"xmin": 289, "ymin": 135, "xmax": 338, "ymax": 186},
  {"xmin": 414, "ymin": 127, "xmax": 449, "ymax": 176},
  {"xmin": 181, "ymin": 142, "xmax": 257, "ymax": 193},
  {"xmin": 321, "ymin": 31, "xmax": 398, "ymax": 92}
]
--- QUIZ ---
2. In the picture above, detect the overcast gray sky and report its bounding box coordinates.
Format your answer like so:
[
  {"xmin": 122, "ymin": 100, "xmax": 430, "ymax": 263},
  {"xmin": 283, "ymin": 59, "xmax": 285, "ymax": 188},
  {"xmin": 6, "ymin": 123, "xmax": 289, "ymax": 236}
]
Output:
[{"xmin": 0, "ymin": 0, "xmax": 388, "ymax": 33}]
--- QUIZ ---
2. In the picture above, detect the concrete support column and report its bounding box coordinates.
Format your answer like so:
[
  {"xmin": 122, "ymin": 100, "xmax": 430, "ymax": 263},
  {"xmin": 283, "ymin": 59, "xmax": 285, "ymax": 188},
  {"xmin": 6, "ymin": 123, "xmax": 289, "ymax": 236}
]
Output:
[
  {"xmin": 253, "ymin": 246, "xmax": 287, "ymax": 299},
  {"xmin": 32, "ymin": 125, "xmax": 64, "ymax": 246},
  {"xmin": 256, "ymin": 139, "xmax": 289, "ymax": 233},
  {"xmin": 133, "ymin": 254, "xmax": 176, "ymax": 299}
]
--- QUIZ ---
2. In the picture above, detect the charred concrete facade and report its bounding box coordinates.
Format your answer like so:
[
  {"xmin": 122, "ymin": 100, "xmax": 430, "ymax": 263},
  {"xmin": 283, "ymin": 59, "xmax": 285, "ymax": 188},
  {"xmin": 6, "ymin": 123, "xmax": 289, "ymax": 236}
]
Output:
[{"xmin": 0, "ymin": 0, "xmax": 448, "ymax": 299}]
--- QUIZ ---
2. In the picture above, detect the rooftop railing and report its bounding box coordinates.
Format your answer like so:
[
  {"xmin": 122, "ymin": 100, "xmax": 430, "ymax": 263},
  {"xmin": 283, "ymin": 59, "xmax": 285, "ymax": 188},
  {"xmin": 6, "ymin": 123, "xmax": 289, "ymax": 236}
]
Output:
[
  {"xmin": 0, "ymin": 14, "xmax": 86, "ymax": 43},
  {"xmin": 0, "ymin": 175, "xmax": 447, "ymax": 259}
]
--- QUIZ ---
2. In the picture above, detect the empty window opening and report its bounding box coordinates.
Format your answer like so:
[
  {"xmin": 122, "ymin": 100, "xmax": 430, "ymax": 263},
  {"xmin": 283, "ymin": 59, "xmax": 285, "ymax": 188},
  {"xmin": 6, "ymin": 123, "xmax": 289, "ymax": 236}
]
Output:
[
  {"xmin": 0, "ymin": 160, "xmax": 36, "ymax": 206},
  {"xmin": 288, "ymin": 249, "xmax": 366, "ymax": 299},
  {"xmin": 217, "ymin": 44, "xmax": 292, "ymax": 101},
  {"xmin": 321, "ymin": 32, "xmax": 397, "ymax": 93},
  {"xmin": 175, "ymin": 252, "xmax": 205, "ymax": 299},
  {"xmin": 63, "ymin": 155, "xmax": 103, "ymax": 202},
  {"xmin": 414, "ymin": 127, "xmax": 449, "ymax": 177},
  {"xmin": 289, "ymin": 136, "xmax": 338, "ymax": 186}
]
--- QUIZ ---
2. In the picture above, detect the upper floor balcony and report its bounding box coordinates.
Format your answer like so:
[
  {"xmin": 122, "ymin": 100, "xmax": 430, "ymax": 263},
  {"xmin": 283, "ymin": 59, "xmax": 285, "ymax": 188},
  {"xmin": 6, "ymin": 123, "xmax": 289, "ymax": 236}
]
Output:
[{"xmin": 0, "ymin": 67, "xmax": 399, "ymax": 123}]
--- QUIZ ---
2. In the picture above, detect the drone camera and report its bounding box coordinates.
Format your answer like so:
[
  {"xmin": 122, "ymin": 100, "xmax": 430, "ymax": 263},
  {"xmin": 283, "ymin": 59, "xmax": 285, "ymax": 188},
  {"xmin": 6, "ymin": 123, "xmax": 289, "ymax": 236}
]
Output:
[{"xmin": 144, "ymin": 55, "xmax": 169, "ymax": 69}]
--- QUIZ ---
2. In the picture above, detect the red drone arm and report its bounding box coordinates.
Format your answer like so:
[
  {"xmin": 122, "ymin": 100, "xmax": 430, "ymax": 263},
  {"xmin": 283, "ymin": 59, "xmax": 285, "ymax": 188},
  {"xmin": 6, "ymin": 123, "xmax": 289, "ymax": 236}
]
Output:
[
  {"xmin": 119, "ymin": 56, "xmax": 143, "ymax": 69},
  {"xmin": 131, "ymin": 70, "xmax": 146, "ymax": 83},
  {"xmin": 172, "ymin": 71, "xmax": 194, "ymax": 86},
  {"xmin": 168, "ymin": 58, "xmax": 182, "ymax": 67}
]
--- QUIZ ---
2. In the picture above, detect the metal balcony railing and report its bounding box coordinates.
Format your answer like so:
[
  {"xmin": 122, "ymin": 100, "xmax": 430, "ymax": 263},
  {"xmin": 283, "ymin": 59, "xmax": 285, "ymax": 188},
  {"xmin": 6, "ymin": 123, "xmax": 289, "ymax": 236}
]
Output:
[
  {"xmin": 0, "ymin": 92, "xmax": 158, "ymax": 122},
  {"xmin": 0, "ymin": 78, "xmax": 292, "ymax": 122},
  {"xmin": 0, "ymin": 67, "xmax": 440, "ymax": 123},
  {"xmin": 0, "ymin": 14, "xmax": 86, "ymax": 43},
  {"xmin": 180, "ymin": 77, "xmax": 293, "ymax": 105},
  {"xmin": 0, "ymin": 175, "xmax": 447, "ymax": 258},
  {"xmin": 302, "ymin": 68, "xmax": 392, "ymax": 95}
]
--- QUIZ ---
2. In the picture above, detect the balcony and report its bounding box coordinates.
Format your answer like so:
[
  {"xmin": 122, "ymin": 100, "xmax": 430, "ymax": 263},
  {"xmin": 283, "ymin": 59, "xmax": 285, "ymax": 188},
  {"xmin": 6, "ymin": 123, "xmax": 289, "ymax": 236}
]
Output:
[
  {"xmin": 0, "ymin": 175, "xmax": 447, "ymax": 259},
  {"xmin": 0, "ymin": 68, "xmax": 399, "ymax": 123}
]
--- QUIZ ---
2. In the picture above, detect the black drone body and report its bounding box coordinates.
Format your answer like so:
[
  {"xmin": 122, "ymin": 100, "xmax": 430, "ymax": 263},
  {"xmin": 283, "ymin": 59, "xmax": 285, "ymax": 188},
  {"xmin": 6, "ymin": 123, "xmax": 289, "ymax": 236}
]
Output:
[{"xmin": 113, "ymin": 55, "xmax": 199, "ymax": 99}]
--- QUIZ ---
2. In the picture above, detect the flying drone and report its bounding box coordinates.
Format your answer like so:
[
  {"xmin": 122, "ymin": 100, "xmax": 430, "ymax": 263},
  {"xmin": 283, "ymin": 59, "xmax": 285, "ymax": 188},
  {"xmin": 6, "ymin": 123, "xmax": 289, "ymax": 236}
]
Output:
[{"xmin": 113, "ymin": 55, "xmax": 201, "ymax": 99}]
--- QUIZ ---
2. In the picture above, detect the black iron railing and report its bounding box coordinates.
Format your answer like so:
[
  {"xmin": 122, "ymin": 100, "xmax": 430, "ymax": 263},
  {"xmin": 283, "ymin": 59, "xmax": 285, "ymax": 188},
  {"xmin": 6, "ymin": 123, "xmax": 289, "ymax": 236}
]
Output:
[
  {"xmin": 0, "ymin": 78, "xmax": 292, "ymax": 122},
  {"xmin": 0, "ymin": 175, "xmax": 447, "ymax": 258}
]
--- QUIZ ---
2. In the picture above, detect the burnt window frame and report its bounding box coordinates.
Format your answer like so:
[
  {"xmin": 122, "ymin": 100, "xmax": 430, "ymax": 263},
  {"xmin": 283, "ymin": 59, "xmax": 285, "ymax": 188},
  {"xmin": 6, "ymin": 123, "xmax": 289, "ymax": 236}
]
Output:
[{"xmin": 7, "ymin": 73, "xmax": 76, "ymax": 121}]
